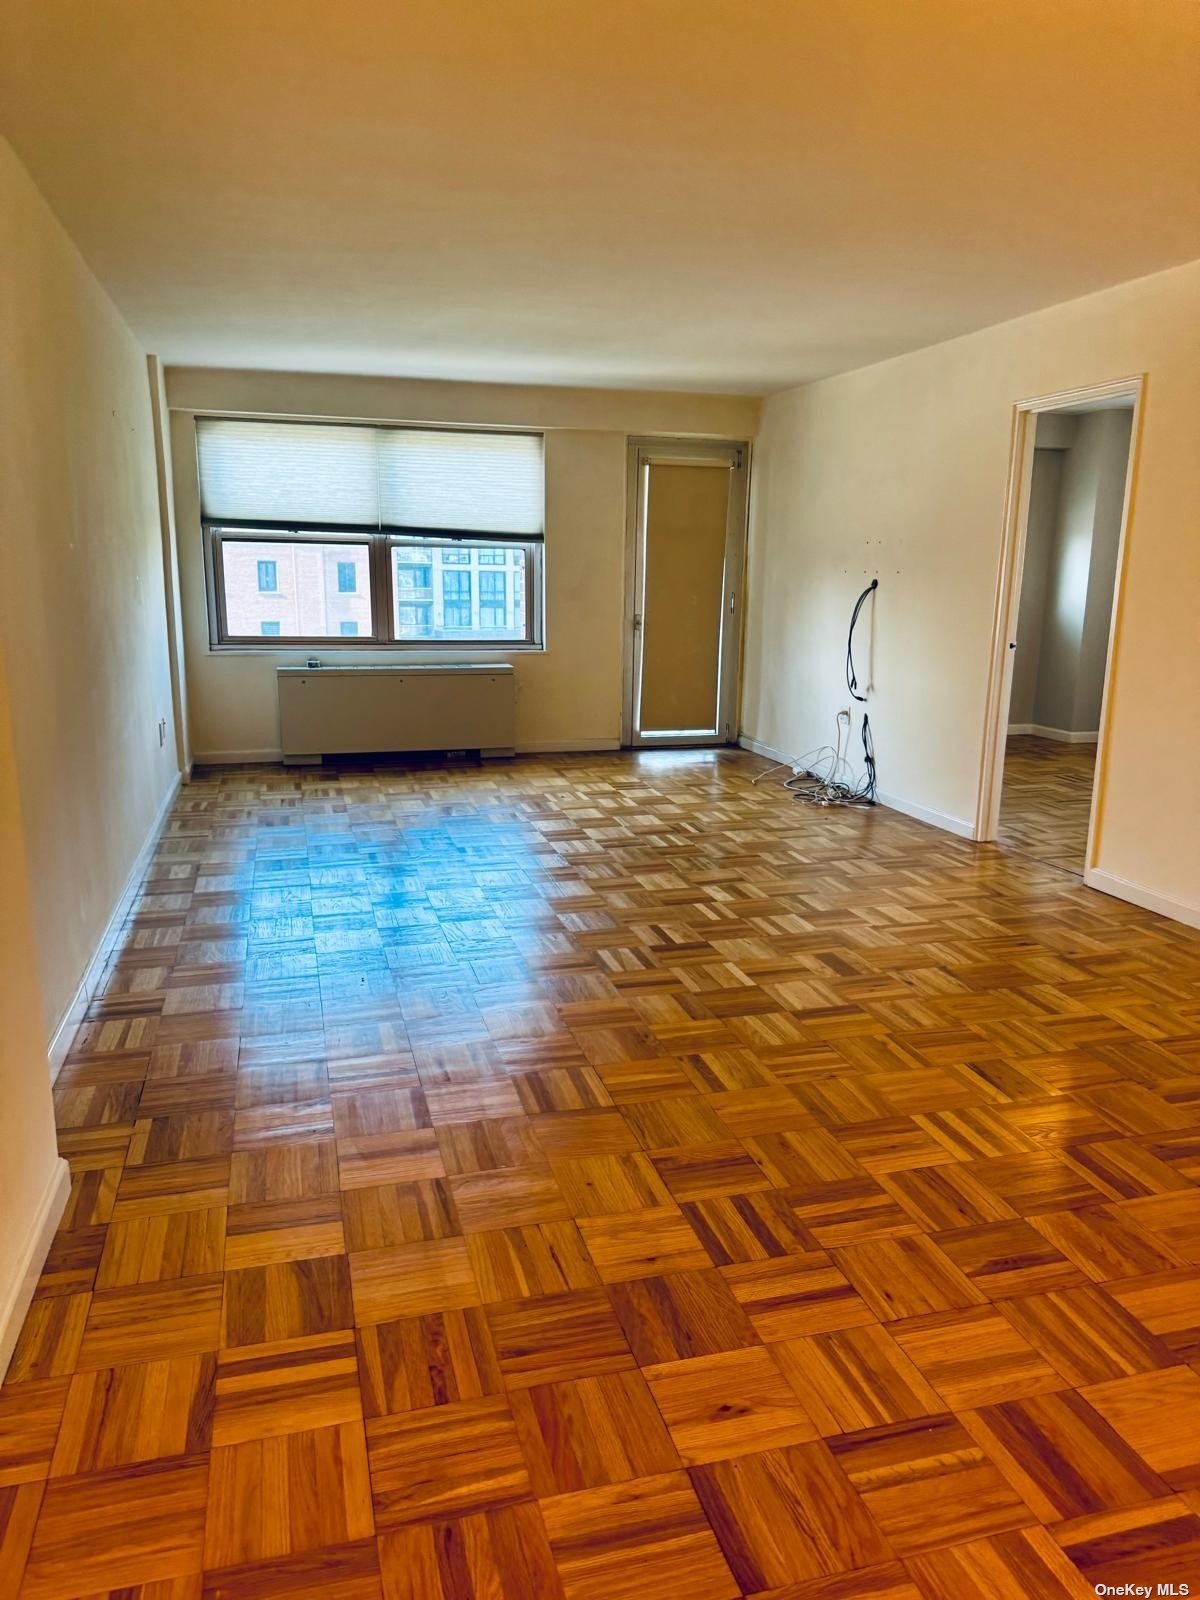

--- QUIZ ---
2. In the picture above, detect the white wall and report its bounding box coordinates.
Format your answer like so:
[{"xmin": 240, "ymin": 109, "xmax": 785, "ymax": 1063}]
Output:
[
  {"xmin": 1036, "ymin": 408, "xmax": 1131, "ymax": 733},
  {"xmin": 149, "ymin": 354, "xmax": 192, "ymax": 773},
  {"xmin": 1009, "ymin": 447, "xmax": 1065, "ymax": 726},
  {"xmin": 1076, "ymin": 409, "xmax": 1134, "ymax": 731},
  {"xmin": 0, "ymin": 140, "xmax": 181, "ymax": 1047},
  {"xmin": 1011, "ymin": 409, "xmax": 1132, "ymax": 736},
  {"xmin": 742, "ymin": 259, "xmax": 1200, "ymax": 918},
  {"xmin": 165, "ymin": 368, "xmax": 760, "ymax": 762},
  {"xmin": 0, "ymin": 648, "xmax": 65, "ymax": 1376},
  {"xmin": 1, "ymin": 136, "xmax": 185, "ymax": 1365}
]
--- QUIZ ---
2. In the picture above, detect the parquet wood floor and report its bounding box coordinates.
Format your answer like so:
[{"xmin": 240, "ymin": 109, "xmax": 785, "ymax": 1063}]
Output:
[
  {"xmin": 999, "ymin": 735, "xmax": 1097, "ymax": 874},
  {"xmin": 4, "ymin": 746, "xmax": 1200, "ymax": 1598}
]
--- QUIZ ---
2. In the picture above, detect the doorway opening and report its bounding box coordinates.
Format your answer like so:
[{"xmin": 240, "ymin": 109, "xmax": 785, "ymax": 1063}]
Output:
[
  {"xmin": 977, "ymin": 379, "xmax": 1141, "ymax": 877},
  {"xmin": 622, "ymin": 439, "xmax": 748, "ymax": 747}
]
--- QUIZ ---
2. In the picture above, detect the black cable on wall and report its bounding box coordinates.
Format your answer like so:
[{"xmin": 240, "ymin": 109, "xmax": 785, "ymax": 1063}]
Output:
[{"xmin": 846, "ymin": 578, "xmax": 877, "ymax": 703}]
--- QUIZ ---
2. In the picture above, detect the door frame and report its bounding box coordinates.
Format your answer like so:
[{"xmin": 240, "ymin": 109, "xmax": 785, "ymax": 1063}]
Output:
[
  {"xmin": 621, "ymin": 437, "xmax": 750, "ymax": 747},
  {"xmin": 974, "ymin": 374, "xmax": 1145, "ymax": 876}
]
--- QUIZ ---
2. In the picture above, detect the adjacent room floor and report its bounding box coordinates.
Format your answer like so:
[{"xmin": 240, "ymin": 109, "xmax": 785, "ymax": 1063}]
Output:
[
  {"xmin": 4, "ymin": 748, "xmax": 1200, "ymax": 1599},
  {"xmin": 998, "ymin": 734, "xmax": 1098, "ymax": 875}
]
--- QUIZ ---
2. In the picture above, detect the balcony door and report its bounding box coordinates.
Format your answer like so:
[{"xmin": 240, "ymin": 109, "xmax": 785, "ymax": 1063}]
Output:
[{"xmin": 623, "ymin": 440, "xmax": 748, "ymax": 746}]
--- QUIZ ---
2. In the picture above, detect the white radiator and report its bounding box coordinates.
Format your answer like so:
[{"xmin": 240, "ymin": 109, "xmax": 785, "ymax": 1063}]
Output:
[{"xmin": 276, "ymin": 664, "xmax": 516, "ymax": 763}]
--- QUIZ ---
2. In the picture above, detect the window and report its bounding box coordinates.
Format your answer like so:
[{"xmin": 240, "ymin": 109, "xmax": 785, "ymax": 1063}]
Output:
[
  {"xmin": 198, "ymin": 419, "xmax": 543, "ymax": 649},
  {"xmin": 388, "ymin": 544, "xmax": 529, "ymax": 641},
  {"xmin": 217, "ymin": 540, "xmax": 374, "ymax": 640}
]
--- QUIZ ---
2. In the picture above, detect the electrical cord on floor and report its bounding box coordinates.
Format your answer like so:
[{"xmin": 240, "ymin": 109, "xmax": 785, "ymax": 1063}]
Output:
[
  {"xmin": 751, "ymin": 744, "xmax": 841, "ymax": 786},
  {"xmin": 787, "ymin": 710, "xmax": 876, "ymax": 808},
  {"xmin": 756, "ymin": 580, "xmax": 880, "ymax": 809}
]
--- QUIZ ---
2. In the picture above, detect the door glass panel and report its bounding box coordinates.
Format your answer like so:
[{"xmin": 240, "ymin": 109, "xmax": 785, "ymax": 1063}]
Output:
[{"xmin": 637, "ymin": 463, "xmax": 730, "ymax": 737}]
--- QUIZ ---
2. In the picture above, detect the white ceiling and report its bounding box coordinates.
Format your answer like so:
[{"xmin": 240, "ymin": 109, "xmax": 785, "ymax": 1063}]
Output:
[{"xmin": 3, "ymin": 0, "xmax": 1198, "ymax": 395}]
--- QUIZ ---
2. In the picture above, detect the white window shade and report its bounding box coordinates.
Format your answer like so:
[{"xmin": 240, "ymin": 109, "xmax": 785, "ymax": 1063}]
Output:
[
  {"xmin": 198, "ymin": 418, "xmax": 544, "ymax": 536},
  {"xmin": 378, "ymin": 429, "xmax": 543, "ymax": 535},
  {"xmin": 197, "ymin": 420, "xmax": 379, "ymax": 526}
]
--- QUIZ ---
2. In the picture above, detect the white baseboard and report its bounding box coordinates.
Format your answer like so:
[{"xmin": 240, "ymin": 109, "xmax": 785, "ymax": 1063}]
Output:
[
  {"xmin": 1084, "ymin": 868, "xmax": 1200, "ymax": 930},
  {"xmin": 875, "ymin": 790, "xmax": 976, "ymax": 840},
  {"xmin": 738, "ymin": 734, "xmax": 793, "ymax": 765},
  {"xmin": 0, "ymin": 1157, "xmax": 70, "ymax": 1381},
  {"xmin": 1007, "ymin": 723, "xmax": 1099, "ymax": 744},
  {"xmin": 47, "ymin": 772, "xmax": 182, "ymax": 1082}
]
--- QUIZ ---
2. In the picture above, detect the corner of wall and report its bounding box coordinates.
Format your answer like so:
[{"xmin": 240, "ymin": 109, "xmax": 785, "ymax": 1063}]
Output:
[
  {"xmin": 46, "ymin": 767, "xmax": 183, "ymax": 1080},
  {"xmin": 148, "ymin": 354, "xmax": 191, "ymax": 773},
  {"xmin": 0, "ymin": 1156, "xmax": 70, "ymax": 1380}
]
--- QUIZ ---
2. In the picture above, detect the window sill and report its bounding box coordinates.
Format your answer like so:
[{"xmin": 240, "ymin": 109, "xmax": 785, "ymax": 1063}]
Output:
[{"xmin": 207, "ymin": 641, "xmax": 546, "ymax": 656}]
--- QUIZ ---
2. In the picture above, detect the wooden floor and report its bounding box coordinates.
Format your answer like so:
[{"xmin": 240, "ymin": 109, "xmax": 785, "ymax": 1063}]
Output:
[
  {"xmin": 999, "ymin": 736, "xmax": 1097, "ymax": 875},
  {"xmin": 4, "ymin": 748, "xmax": 1200, "ymax": 1600}
]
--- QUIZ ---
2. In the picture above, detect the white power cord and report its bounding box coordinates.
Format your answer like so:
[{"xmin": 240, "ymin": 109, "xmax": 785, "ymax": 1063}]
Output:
[
  {"xmin": 750, "ymin": 743, "xmax": 841, "ymax": 786},
  {"xmin": 758, "ymin": 711, "xmax": 876, "ymax": 808}
]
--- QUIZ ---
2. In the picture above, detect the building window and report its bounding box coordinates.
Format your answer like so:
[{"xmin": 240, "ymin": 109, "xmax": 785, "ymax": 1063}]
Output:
[
  {"xmin": 397, "ymin": 603, "xmax": 433, "ymax": 632},
  {"xmin": 442, "ymin": 569, "xmax": 472, "ymax": 629},
  {"xmin": 479, "ymin": 570, "xmax": 507, "ymax": 629},
  {"xmin": 198, "ymin": 419, "xmax": 543, "ymax": 649}
]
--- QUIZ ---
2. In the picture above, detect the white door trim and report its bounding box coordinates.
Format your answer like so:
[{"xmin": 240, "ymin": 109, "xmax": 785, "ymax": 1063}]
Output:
[{"xmin": 975, "ymin": 375, "xmax": 1145, "ymax": 878}]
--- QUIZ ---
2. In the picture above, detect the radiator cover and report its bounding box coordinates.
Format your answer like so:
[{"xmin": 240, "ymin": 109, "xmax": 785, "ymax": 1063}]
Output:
[{"xmin": 277, "ymin": 664, "xmax": 516, "ymax": 762}]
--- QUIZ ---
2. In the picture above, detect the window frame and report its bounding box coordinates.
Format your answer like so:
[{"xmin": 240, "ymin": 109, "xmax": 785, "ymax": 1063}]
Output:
[{"xmin": 204, "ymin": 525, "xmax": 543, "ymax": 652}]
